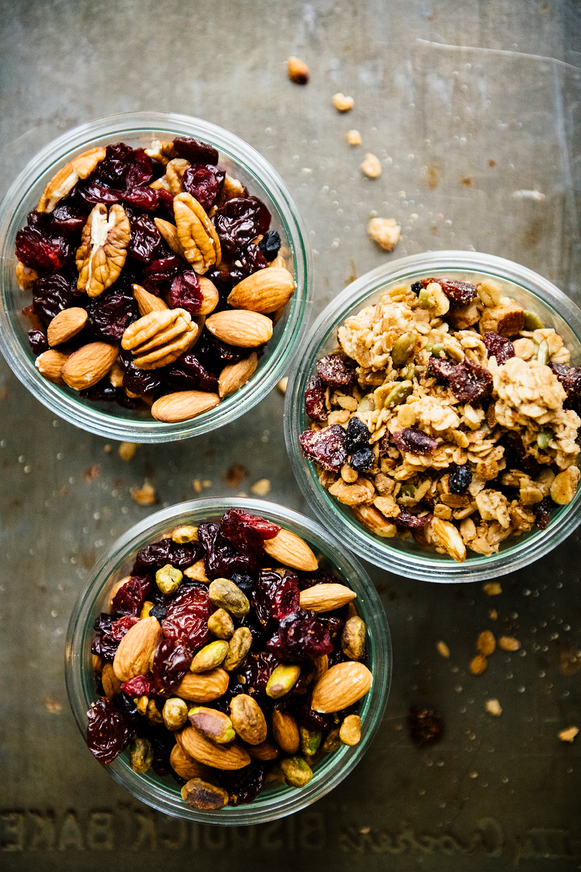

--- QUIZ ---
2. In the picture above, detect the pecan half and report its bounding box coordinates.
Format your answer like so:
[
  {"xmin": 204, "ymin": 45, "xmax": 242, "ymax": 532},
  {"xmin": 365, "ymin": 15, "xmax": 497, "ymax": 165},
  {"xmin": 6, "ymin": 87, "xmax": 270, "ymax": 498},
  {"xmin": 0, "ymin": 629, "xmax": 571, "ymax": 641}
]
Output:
[
  {"xmin": 36, "ymin": 147, "xmax": 106, "ymax": 213},
  {"xmin": 122, "ymin": 307, "xmax": 200, "ymax": 369},
  {"xmin": 76, "ymin": 204, "xmax": 131, "ymax": 297},
  {"xmin": 174, "ymin": 193, "xmax": 221, "ymax": 274}
]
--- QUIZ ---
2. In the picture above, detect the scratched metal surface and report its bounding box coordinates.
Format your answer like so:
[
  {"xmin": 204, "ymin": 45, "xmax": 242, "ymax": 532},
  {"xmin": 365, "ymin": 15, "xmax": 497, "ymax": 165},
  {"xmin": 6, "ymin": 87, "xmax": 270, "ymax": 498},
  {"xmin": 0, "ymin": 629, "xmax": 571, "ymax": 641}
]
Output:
[{"xmin": 1, "ymin": 1, "xmax": 581, "ymax": 869}]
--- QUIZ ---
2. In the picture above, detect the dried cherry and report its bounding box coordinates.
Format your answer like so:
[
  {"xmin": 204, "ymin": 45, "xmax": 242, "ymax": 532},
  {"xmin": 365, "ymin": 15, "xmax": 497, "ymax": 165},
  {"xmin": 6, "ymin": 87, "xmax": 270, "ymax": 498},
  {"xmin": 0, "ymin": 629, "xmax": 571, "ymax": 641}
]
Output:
[
  {"xmin": 182, "ymin": 164, "xmax": 225, "ymax": 211},
  {"xmin": 152, "ymin": 638, "xmax": 193, "ymax": 695},
  {"xmin": 418, "ymin": 277, "xmax": 477, "ymax": 305},
  {"xmin": 213, "ymin": 196, "xmax": 271, "ymax": 254},
  {"xmin": 172, "ymin": 137, "xmax": 219, "ymax": 165},
  {"xmin": 87, "ymin": 698, "xmax": 136, "ymax": 765},
  {"xmin": 167, "ymin": 270, "xmax": 203, "ymax": 315},
  {"xmin": 218, "ymin": 762, "xmax": 266, "ymax": 805},
  {"xmin": 162, "ymin": 584, "xmax": 213, "ymax": 649},
  {"xmin": 111, "ymin": 575, "xmax": 152, "ymax": 617},
  {"xmin": 267, "ymin": 609, "xmax": 333, "ymax": 661}
]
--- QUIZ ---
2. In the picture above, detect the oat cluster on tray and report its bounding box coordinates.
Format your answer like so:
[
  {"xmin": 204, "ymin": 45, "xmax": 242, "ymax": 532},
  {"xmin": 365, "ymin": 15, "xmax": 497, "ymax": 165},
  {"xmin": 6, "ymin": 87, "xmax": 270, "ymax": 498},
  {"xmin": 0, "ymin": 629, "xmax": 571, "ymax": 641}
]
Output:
[{"xmin": 300, "ymin": 276, "xmax": 581, "ymax": 561}]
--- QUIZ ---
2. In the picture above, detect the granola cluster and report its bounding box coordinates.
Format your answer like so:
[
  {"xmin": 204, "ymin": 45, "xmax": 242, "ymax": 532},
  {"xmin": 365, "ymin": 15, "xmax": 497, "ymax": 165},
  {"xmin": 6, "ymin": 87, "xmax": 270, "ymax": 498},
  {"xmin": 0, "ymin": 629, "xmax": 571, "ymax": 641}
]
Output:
[{"xmin": 300, "ymin": 276, "xmax": 581, "ymax": 562}]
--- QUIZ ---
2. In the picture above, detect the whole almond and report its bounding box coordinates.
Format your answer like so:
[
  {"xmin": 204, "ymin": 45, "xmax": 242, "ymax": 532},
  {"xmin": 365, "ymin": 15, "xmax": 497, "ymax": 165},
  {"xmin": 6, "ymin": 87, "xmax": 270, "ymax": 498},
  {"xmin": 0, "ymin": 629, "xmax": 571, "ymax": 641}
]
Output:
[
  {"xmin": 61, "ymin": 342, "xmax": 118, "ymax": 391},
  {"xmin": 175, "ymin": 668, "xmax": 229, "ymax": 702},
  {"xmin": 299, "ymin": 583, "xmax": 357, "ymax": 613},
  {"xmin": 112, "ymin": 616, "xmax": 162, "ymax": 682},
  {"xmin": 263, "ymin": 528, "xmax": 318, "ymax": 571},
  {"xmin": 178, "ymin": 725, "xmax": 250, "ymax": 770},
  {"xmin": 198, "ymin": 277, "xmax": 220, "ymax": 314},
  {"xmin": 227, "ymin": 268, "xmax": 295, "ymax": 314},
  {"xmin": 230, "ymin": 694, "xmax": 268, "ymax": 746},
  {"xmin": 272, "ymin": 708, "xmax": 300, "ymax": 754},
  {"xmin": 311, "ymin": 661, "xmax": 373, "ymax": 713},
  {"xmin": 35, "ymin": 349, "xmax": 70, "ymax": 384},
  {"xmin": 151, "ymin": 390, "xmax": 220, "ymax": 423},
  {"xmin": 219, "ymin": 353, "xmax": 258, "ymax": 398},
  {"xmin": 132, "ymin": 283, "xmax": 169, "ymax": 316},
  {"xmin": 205, "ymin": 310, "xmax": 273, "ymax": 347},
  {"xmin": 169, "ymin": 743, "xmax": 213, "ymax": 781},
  {"xmin": 248, "ymin": 741, "xmax": 280, "ymax": 761},
  {"xmin": 47, "ymin": 307, "xmax": 88, "ymax": 346}
]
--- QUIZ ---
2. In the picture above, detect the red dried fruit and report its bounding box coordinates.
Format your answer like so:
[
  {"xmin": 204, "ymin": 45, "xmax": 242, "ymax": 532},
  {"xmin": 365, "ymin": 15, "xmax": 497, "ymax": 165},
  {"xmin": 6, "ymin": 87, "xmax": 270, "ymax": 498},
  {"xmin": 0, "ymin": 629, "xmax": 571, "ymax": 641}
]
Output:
[
  {"xmin": 483, "ymin": 331, "xmax": 515, "ymax": 365},
  {"xmin": 447, "ymin": 358, "xmax": 493, "ymax": 402},
  {"xmin": 213, "ymin": 196, "xmax": 271, "ymax": 254},
  {"xmin": 419, "ymin": 277, "xmax": 477, "ymax": 305},
  {"xmin": 152, "ymin": 638, "xmax": 193, "ymax": 695},
  {"xmin": 109, "ymin": 615, "xmax": 140, "ymax": 641},
  {"xmin": 32, "ymin": 274, "xmax": 75, "ymax": 323},
  {"xmin": 299, "ymin": 424, "xmax": 348, "ymax": 471},
  {"xmin": 111, "ymin": 575, "xmax": 152, "ymax": 617},
  {"xmin": 252, "ymin": 569, "xmax": 300, "ymax": 627},
  {"xmin": 304, "ymin": 375, "xmax": 328, "ymax": 422},
  {"xmin": 86, "ymin": 697, "xmax": 136, "ymax": 765},
  {"xmin": 218, "ymin": 761, "xmax": 266, "ymax": 806},
  {"xmin": 228, "ymin": 243, "xmax": 268, "ymax": 285},
  {"xmin": 393, "ymin": 427, "xmax": 437, "ymax": 455},
  {"xmin": 28, "ymin": 328, "xmax": 48, "ymax": 355},
  {"xmin": 168, "ymin": 270, "xmax": 203, "ymax": 315},
  {"xmin": 535, "ymin": 496, "xmax": 553, "ymax": 530},
  {"xmin": 15, "ymin": 227, "xmax": 67, "ymax": 273},
  {"xmin": 122, "ymin": 186, "xmax": 162, "ymax": 211},
  {"xmin": 172, "ymin": 137, "xmax": 219, "ymax": 166},
  {"xmin": 182, "ymin": 164, "xmax": 225, "ymax": 211},
  {"xmin": 162, "ymin": 584, "xmax": 213, "ymax": 649},
  {"xmin": 86, "ymin": 291, "xmax": 139, "ymax": 342},
  {"xmin": 127, "ymin": 212, "xmax": 164, "ymax": 263},
  {"xmin": 267, "ymin": 609, "xmax": 333, "ymax": 662},
  {"xmin": 428, "ymin": 355, "xmax": 456, "ymax": 380},
  {"xmin": 121, "ymin": 675, "xmax": 154, "ymax": 697},
  {"xmin": 551, "ymin": 363, "xmax": 581, "ymax": 400},
  {"xmin": 237, "ymin": 651, "xmax": 280, "ymax": 695},
  {"xmin": 165, "ymin": 353, "xmax": 220, "ymax": 394},
  {"xmin": 222, "ymin": 510, "xmax": 280, "ymax": 541},
  {"xmin": 395, "ymin": 510, "xmax": 433, "ymax": 529},
  {"xmin": 316, "ymin": 353, "xmax": 355, "ymax": 387}
]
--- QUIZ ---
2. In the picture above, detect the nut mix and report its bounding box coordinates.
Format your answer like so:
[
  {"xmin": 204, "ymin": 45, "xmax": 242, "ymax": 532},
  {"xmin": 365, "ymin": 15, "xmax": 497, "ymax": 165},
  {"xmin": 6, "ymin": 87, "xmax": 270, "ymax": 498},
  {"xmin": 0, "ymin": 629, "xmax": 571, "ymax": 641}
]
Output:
[
  {"xmin": 87, "ymin": 510, "xmax": 373, "ymax": 810},
  {"xmin": 15, "ymin": 136, "xmax": 296, "ymax": 422},
  {"xmin": 299, "ymin": 276, "xmax": 581, "ymax": 562}
]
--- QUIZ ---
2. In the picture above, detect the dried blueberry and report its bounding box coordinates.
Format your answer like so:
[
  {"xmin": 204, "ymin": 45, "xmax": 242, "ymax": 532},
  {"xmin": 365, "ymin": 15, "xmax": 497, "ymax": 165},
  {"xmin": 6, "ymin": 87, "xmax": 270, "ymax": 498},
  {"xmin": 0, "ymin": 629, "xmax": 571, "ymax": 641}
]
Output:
[
  {"xmin": 448, "ymin": 463, "xmax": 472, "ymax": 494},
  {"xmin": 535, "ymin": 496, "xmax": 553, "ymax": 530},
  {"xmin": 258, "ymin": 230, "xmax": 281, "ymax": 261},
  {"xmin": 345, "ymin": 416, "xmax": 371, "ymax": 453},
  {"xmin": 350, "ymin": 446, "xmax": 375, "ymax": 472},
  {"xmin": 299, "ymin": 424, "xmax": 348, "ymax": 472}
]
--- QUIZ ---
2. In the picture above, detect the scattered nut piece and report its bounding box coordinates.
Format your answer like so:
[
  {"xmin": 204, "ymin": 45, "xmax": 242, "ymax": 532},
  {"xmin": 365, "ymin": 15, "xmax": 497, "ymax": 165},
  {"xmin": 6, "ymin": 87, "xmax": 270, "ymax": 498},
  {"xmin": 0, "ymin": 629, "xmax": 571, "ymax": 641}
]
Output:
[
  {"xmin": 287, "ymin": 56, "xmax": 309, "ymax": 84},
  {"xmin": 277, "ymin": 377, "xmax": 288, "ymax": 394},
  {"xmin": 118, "ymin": 441, "xmax": 137, "ymax": 461},
  {"xmin": 477, "ymin": 630, "xmax": 496, "ymax": 657},
  {"xmin": 250, "ymin": 478, "xmax": 271, "ymax": 496},
  {"xmin": 489, "ymin": 609, "xmax": 498, "ymax": 620},
  {"xmin": 345, "ymin": 129, "xmax": 362, "ymax": 146},
  {"xmin": 333, "ymin": 92, "xmax": 354, "ymax": 112},
  {"xmin": 558, "ymin": 726, "xmax": 579, "ymax": 743},
  {"xmin": 339, "ymin": 714, "xmax": 361, "ymax": 746},
  {"xmin": 181, "ymin": 778, "xmax": 229, "ymax": 810},
  {"xmin": 499, "ymin": 636, "xmax": 521, "ymax": 652},
  {"xmin": 469, "ymin": 654, "xmax": 488, "ymax": 675},
  {"xmin": 360, "ymin": 153, "xmax": 382, "ymax": 179},
  {"xmin": 368, "ymin": 217, "xmax": 401, "ymax": 251},
  {"xmin": 131, "ymin": 481, "xmax": 156, "ymax": 506},
  {"xmin": 485, "ymin": 699, "xmax": 502, "ymax": 716},
  {"xmin": 436, "ymin": 641, "xmax": 450, "ymax": 659},
  {"xmin": 483, "ymin": 582, "xmax": 502, "ymax": 596}
]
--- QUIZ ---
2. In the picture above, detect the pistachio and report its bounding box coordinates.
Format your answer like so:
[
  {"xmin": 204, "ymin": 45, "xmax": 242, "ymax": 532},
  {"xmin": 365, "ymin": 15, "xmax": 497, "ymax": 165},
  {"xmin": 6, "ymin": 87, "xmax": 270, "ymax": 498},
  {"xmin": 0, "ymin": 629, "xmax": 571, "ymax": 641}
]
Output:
[
  {"xmin": 340, "ymin": 714, "xmax": 362, "ymax": 746},
  {"xmin": 190, "ymin": 640, "xmax": 229, "ymax": 673},
  {"xmin": 129, "ymin": 737, "xmax": 154, "ymax": 773},
  {"xmin": 223, "ymin": 627, "xmax": 253, "ymax": 672},
  {"xmin": 188, "ymin": 706, "xmax": 236, "ymax": 744},
  {"xmin": 523, "ymin": 310, "xmax": 544, "ymax": 330},
  {"xmin": 207, "ymin": 608, "xmax": 235, "ymax": 640},
  {"xmin": 391, "ymin": 332, "xmax": 416, "ymax": 366},
  {"xmin": 181, "ymin": 778, "xmax": 229, "ymax": 810},
  {"xmin": 280, "ymin": 755, "xmax": 313, "ymax": 788},
  {"xmin": 208, "ymin": 578, "xmax": 250, "ymax": 617},
  {"xmin": 321, "ymin": 728, "xmax": 342, "ymax": 754},
  {"xmin": 272, "ymin": 708, "xmax": 300, "ymax": 754},
  {"xmin": 266, "ymin": 664, "xmax": 301, "ymax": 699},
  {"xmin": 156, "ymin": 563, "xmax": 183, "ymax": 595},
  {"xmin": 341, "ymin": 615, "xmax": 366, "ymax": 661},
  {"xmin": 299, "ymin": 726, "xmax": 322, "ymax": 757},
  {"xmin": 230, "ymin": 694, "xmax": 268, "ymax": 745},
  {"xmin": 380, "ymin": 380, "xmax": 413, "ymax": 410},
  {"xmin": 162, "ymin": 697, "xmax": 189, "ymax": 731},
  {"xmin": 170, "ymin": 525, "xmax": 199, "ymax": 544},
  {"xmin": 146, "ymin": 699, "xmax": 164, "ymax": 724}
]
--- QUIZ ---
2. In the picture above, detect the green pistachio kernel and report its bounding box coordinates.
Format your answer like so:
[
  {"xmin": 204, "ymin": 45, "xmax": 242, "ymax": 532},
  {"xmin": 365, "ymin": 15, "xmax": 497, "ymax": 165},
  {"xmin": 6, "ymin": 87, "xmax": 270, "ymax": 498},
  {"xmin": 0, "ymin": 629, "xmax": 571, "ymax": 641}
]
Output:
[
  {"xmin": 155, "ymin": 564, "xmax": 183, "ymax": 595},
  {"xmin": 129, "ymin": 737, "xmax": 154, "ymax": 774},
  {"xmin": 299, "ymin": 726, "xmax": 322, "ymax": 757},
  {"xmin": 208, "ymin": 578, "xmax": 250, "ymax": 617},
  {"xmin": 266, "ymin": 664, "xmax": 302, "ymax": 699},
  {"xmin": 280, "ymin": 755, "xmax": 313, "ymax": 788},
  {"xmin": 190, "ymin": 640, "xmax": 229, "ymax": 673}
]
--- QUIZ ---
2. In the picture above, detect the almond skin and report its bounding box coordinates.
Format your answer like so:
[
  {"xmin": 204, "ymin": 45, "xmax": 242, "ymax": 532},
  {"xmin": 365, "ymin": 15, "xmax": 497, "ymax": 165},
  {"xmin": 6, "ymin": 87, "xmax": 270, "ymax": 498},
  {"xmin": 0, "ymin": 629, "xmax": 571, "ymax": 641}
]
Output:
[
  {"xmin": 227, "ymin": 267, "xmax": 295, "ymax": 314},
  {"xmin": 35, "ymin": 349, "xmax": 70, "ymax": 384},
  {"xmin": 61, "ymin": 342, "xmax": 118, "ymax": 391},
  {"xmin": 169, "ymin": 743, "xmax": 213, "ymax": 781},
  {"xmin": 151, "ymin": 391, "xmax": 220, "ymax": 423},
  {"xmin": 197, "ymin": 277, "xmax": 220, "ymax": 314},
  {"xmin": 47, "ymin": 307, "xmax": 88, "ymax": 346},
  {"xmin": 299, "ymin": 583, "xmax": 357, "ymax": 613},
  {"xmin": 177, "ymin": 725, "xmax": 251, "ymax": 770},
  {"xmin": 263, "ymin": 528, "xmax": 318, "ymax": 571},
  {"xmin": 112, "ymin": 617, "xmax": 162, "ymax": 683},
  {"xmin": 175, "ymin": 668, "xmax": 229, "ymax": 702},
  {"xmin": 205, "ymin": 309, "xmax": 273, "ymax": 347},
  {"xmin": 272, "ymin": 708, "xmax": 300, "ymax": 754},
  {"xmin": 218, "ymin": 353, "xmax": 258, "ymax": 398},
  {"xmin": 132, "ymin": 283, "xmax": 169, "ymax": 316},
  {"xmin": 311, "ymin": 661, "xmax": 373, "ymax": 713}
]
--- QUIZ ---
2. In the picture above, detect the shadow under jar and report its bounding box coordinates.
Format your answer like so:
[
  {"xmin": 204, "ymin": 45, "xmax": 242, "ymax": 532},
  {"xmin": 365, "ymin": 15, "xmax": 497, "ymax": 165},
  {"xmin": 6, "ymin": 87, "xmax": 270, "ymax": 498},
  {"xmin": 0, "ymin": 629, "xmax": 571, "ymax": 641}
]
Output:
[
  {"xmin": 285, "ymin": 251, "xmax": 581, "ymax": 583},
  {"xmin": 65, "ymin": 498, "xmax": 391, "ymax": 824},
  {"xmin": 0, "ymin": 112, "xmax": 311, "ymax": 441}
]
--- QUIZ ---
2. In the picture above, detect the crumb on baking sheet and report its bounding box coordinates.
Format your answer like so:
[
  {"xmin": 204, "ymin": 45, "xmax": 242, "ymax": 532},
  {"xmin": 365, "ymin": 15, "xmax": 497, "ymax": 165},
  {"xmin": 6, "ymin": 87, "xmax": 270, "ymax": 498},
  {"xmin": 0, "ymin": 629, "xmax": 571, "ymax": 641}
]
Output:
[
  {"xmin": 43, "ymin": 696, "xmax": 62, "ymax": 714},
  {"xmin": 470, "ymin": 654, "xmax": 488, "ymax": 675},
  {"xmin": 346, "ymin": 129, "xmax": 362, "ymax": 146},
  {"xmin": 333, "ymin": 92, "xmax": 354, "ymax": 112},
  {"xmin": 499, "ymin": 635, "xmax": 521, "ymax": 651},
  {"xmin": 224, "ymin": 464, "xmax": 248, "ymax": 489},
  {"xmin": 483, "ymin": 583, "xmax": 502, "ymax": 596},
  {"xmin": 131, "ymin": 481, "xmax": 156, "ymax": 505},
  {"xmin": 251, "ymin": 478, "xmax": 271, "ymax": 496},
  {"xmin": 485, "ymin": 698, "xmax": 502, "ymax": 716},
  {"xmin": 558, "ymin": 726, "xmax": 579, "ymax": 743},
  {"xmin": 287, "ymin": 56, "xmax": 309, "ymax": 84},
  {"xmin": 119, "ymin": 441, "xmax": 137, "ymax": 461},
  {"xmin": 360, "ymin": 153, "xmax": 382, "ymax": 178},
  {"xmin": 368, "ymin": 217, "xmax": 401, "ymax": 251},
  {"xmin": 436, "ymin": 640, "xmax": 450, "ymax": 658}
]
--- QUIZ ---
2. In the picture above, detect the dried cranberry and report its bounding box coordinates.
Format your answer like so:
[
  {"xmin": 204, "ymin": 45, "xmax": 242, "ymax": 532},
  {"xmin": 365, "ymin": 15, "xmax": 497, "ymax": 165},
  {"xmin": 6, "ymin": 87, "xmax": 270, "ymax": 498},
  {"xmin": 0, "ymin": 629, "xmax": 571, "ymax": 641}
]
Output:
[
  {"xmin": 408, "ymin": 704, "xmax": 445, "ymax": 746},
  {"xmin": 447, "ymin": 358, "xmax": 493, "ymax": 402},
  {"xmin": 228, "ymin": 243, "xmax": 268, "ymax": 285},
  {"xmin": 298, "ymin": 568, "xmax": 342, "ymax": 590},
  {"xmin": 350, "ymin": 447, "xmax": 375, "ymax": 472},
  {"xmin": 162, "ymin": 584, "xmax": 213, "ymax": 649},
  {"xmin": 418, "ymin": 277, "xmax": 477, "ymax": 305},
  {"xmin": 448, "ymin": 463, "xmax": 472, "ymax": 494},
  {"xmin": 32, "ymin": 274, "xmax": 75, "ymax": 322},
  {"xmin": 109, "ymin": 615, "xmax": 140, "ymax": 641},
  {"xmin": 91, "ymin": 632, "xmax": 119, "ymax": 661},
  {"xmin": 395, "ymin": 510, "xmax": 432, "ymax": 528},
  {"xmin": 122, "ymin": 186, "xmax": 161, "ymax": 211},
  {"xmin": 198, "ymin": 521, "xmax": 260, "ymax": 580},
  {"xmin": 253, "ymin": 569, "xmax": 300, "ymax": 627},
  {"xmin": 551, "ymin": 363, "xmax": 581, "ymax": 411},
  {"xmin": 142, "ymin": 255, "xmax": 182, "ymax": 291},
  {"xmin": 111, "ymin": 575, "xmax": 152, "ymax": 617},
  {"xmin": 15, "ymin": 227, "xmax": 67, "ymax": 273},
  {"xmin": 299, "ymin": 424, "xmax": 348, "ymax": 472},
  {"xmin": 393, "ymin": 427, "xmax": 437, "ymax": 455},
  {"xmin": 133, "ymin": 538, "xmax": 202, "ymax": 570},
  {"xmin": 127, "ymin": 213, "xmax": 163, "ymax": 263},
  {"xmin": 78, "ymin": 180, "xmax": 123, "ymax": 205},
  {"xmin": 173, "ymin": 137, "xmax": 219, "ymax": 166},
  {"xmin": 94, "ymin": 142, "xmax": 134, "ymax": 186},
  {"xmin": 182, "ymin": 164, "xmax": 225, "ymax": 211},
  {"xmin": 258, "ymin": 230, "xmax": 281, "ymax": 261},
  {"xmin": 86, "ymin": 291, "xmax": 139, "ymax": 342},
  {"xmin": 535, "ymin": 496, "xmax": 554, "ymax": 530},
  {"xmin": 50, "ymin": 203, "xmax": 88, "ymax": 236},
  {"xmin": 218, "ymin": 762, "xmax": 266, "ymax": 805},
  {"xmin": 28, "ymin": 328, "xmax": 48, "ymax": 355},
  {"xmin": 165, "ymin": 352, "xmax": 220, "ymax": 394},
  {"xmin": 428, "ymin": 356, "xmax": 456, "ymax": 381},
  {"xmin": 167, "ymin": 270, "xmax": 203, "ymax": 315},
  {"xmin": 316, "ymin": 353, "xmax": 355, "ymax": 387},
  {"xmin": 152, "ymin": 638, "xmax": 193, "ymax": 695},
  {"xmin": 124, "ymin": 149, "xmax": 154, "ymax": 190},
  {"xmin": 94, "ymin": 613, "xmax": 114, "ymax": 634},
  {"xmin": 345, "ymin": 416, "xmax": 371, "ymax": 453},
  {"xmin": 118, "ymin": 350, "xmax": 163, "ymax": 397},
  {"xmin": 304, "ymin": 375, "xmax": 328, "ymax": 423},
  {"xmin": 222, "ymin": 509, "xmax": 280, "ymax": 541},
  {"xmin": 483, "ymin": 332, "xmax": 515, "ymax": 365},
  {"xmin": 213, "ymin": 196, "xmax": 271, "ymax": 254},
  {"xmin": 121, "ymin": 675, "xmax": 154, "ymax": 697},
  {"xmin": 86, "ymin": 698, "xmax": 136, "ymax": 765},
  {"xmin": 267, "ymin": 609, "xmax": 333, "ymax": 662},
  {"xmin": 237, "ymin": 651, "xmax": 279, "ymax": 695}
]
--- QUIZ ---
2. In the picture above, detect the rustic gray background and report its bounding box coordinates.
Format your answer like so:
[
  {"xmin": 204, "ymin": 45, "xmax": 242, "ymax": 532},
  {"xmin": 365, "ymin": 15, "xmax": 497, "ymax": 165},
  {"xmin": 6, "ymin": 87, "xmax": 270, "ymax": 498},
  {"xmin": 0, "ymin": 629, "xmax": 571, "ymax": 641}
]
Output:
[{"xmin": 1, "ymin": 1, "xmax": 581, "ymax": 869}]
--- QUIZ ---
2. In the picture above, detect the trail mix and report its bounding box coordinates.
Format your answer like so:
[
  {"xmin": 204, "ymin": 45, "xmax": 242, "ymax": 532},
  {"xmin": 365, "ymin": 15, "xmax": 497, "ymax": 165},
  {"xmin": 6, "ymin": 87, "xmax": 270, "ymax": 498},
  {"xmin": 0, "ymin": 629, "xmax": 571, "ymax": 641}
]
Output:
[
  {"xmin": 299, "ymin": 276, "xmax": 581, "ymax": 561},
  {"xmin": 88, "ymin": 510, "xmax": 373, "ymax": 810},
  {"xmin": 15, "ymin": 136, "xmax": 295, "ymax": 422}
]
